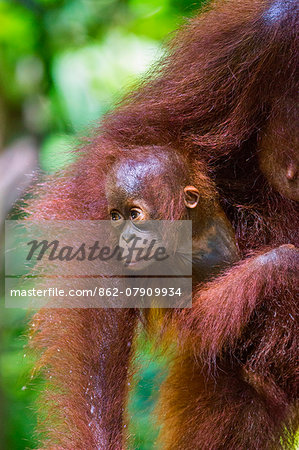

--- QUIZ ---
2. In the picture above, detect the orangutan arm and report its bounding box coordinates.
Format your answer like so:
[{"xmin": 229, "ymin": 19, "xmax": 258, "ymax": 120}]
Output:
[
  {"xmin": 178, "ymin": 244, "xmax": 298, "ymax": 380},
  {"xmin": 158, "ymin": 245, "xmax": 298, "ymax": 450},
  {"xmin": 31, "ymin": 308, "xmax": 137, "ymax": 450}
]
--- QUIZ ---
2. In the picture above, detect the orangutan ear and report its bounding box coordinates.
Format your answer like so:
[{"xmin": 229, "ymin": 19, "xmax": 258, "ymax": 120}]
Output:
[{"xmin": 184, "ymin": 186, "xmax": 200, "ymax": 208}]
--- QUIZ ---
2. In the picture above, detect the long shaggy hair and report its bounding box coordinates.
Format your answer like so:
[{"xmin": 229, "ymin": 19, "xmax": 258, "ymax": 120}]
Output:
[{"xmin": 25, "ymin": 0, "xmax": 298, "ymax": 448}]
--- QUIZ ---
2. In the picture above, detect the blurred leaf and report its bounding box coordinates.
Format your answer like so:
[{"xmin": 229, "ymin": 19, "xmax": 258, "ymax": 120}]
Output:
[
  {"xmin": 0, "ymin": 2, "xmax": 36, "ymax": 53},
  {"xmin": 52, "ymin": 32, "xmax": 161, "ymax": 130},
  {"xmin": 0, "ymin": 1, "xmax": 37, "ymax": 101}
]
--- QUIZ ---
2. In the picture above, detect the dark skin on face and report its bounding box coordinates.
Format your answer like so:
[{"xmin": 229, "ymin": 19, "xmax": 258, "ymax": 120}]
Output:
[{"xmin": 106, "ymin": 155, "xmax": 239, "ymax": 278}]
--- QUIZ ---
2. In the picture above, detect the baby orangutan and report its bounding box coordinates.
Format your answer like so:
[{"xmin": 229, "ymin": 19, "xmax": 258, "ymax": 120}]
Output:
[{"xmin": 105, "ymin": 146, "xmax": 239, "ymax": 282}]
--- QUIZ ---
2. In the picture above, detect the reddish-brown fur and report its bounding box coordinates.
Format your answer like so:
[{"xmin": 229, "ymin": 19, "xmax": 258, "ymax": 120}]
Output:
[
  {"xmin": 161, "ymin": 244, "xmax": 298, "ymax": 449},
  {"xmin": 26, "ymin": 0, "xmax": 298, "ymax": 448}
]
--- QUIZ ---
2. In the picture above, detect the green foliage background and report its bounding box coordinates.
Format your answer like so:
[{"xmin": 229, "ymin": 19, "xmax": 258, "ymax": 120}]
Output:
[{"xmin": 0, "ymin": 1, "xmax": 207, "ymax": 449}]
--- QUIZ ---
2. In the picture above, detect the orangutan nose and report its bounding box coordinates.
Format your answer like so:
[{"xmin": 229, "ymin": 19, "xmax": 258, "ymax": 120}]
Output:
[
  {"xmin": 122, "ymin": 234, "xmax": 133, "ymax": 243},
  {"xmin": 121, "ymin": 228, "xmax": 136, "ymax": 243},
  {"xmin": 286, "ymin": 162, "xmax": 297, "ymax": 181}
]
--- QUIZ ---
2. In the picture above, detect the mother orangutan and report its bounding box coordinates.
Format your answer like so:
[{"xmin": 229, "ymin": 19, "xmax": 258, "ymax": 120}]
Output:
[{"xmin": 27, "ymin": 0, "xmax": 298, "ymax": 448}]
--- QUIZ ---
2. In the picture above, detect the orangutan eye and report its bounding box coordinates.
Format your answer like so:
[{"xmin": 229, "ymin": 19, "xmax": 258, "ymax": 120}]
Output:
[
  {"xmin": 130, "ymin": 209, "xmax": 140, "ymax": 220},
  {"xmin": 130, "ymin": 208, "xmax": 142, "ymax": 220},
  {"xmin": 110, "ymin": 210, "xmax": 122, "ymax": 221}
]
